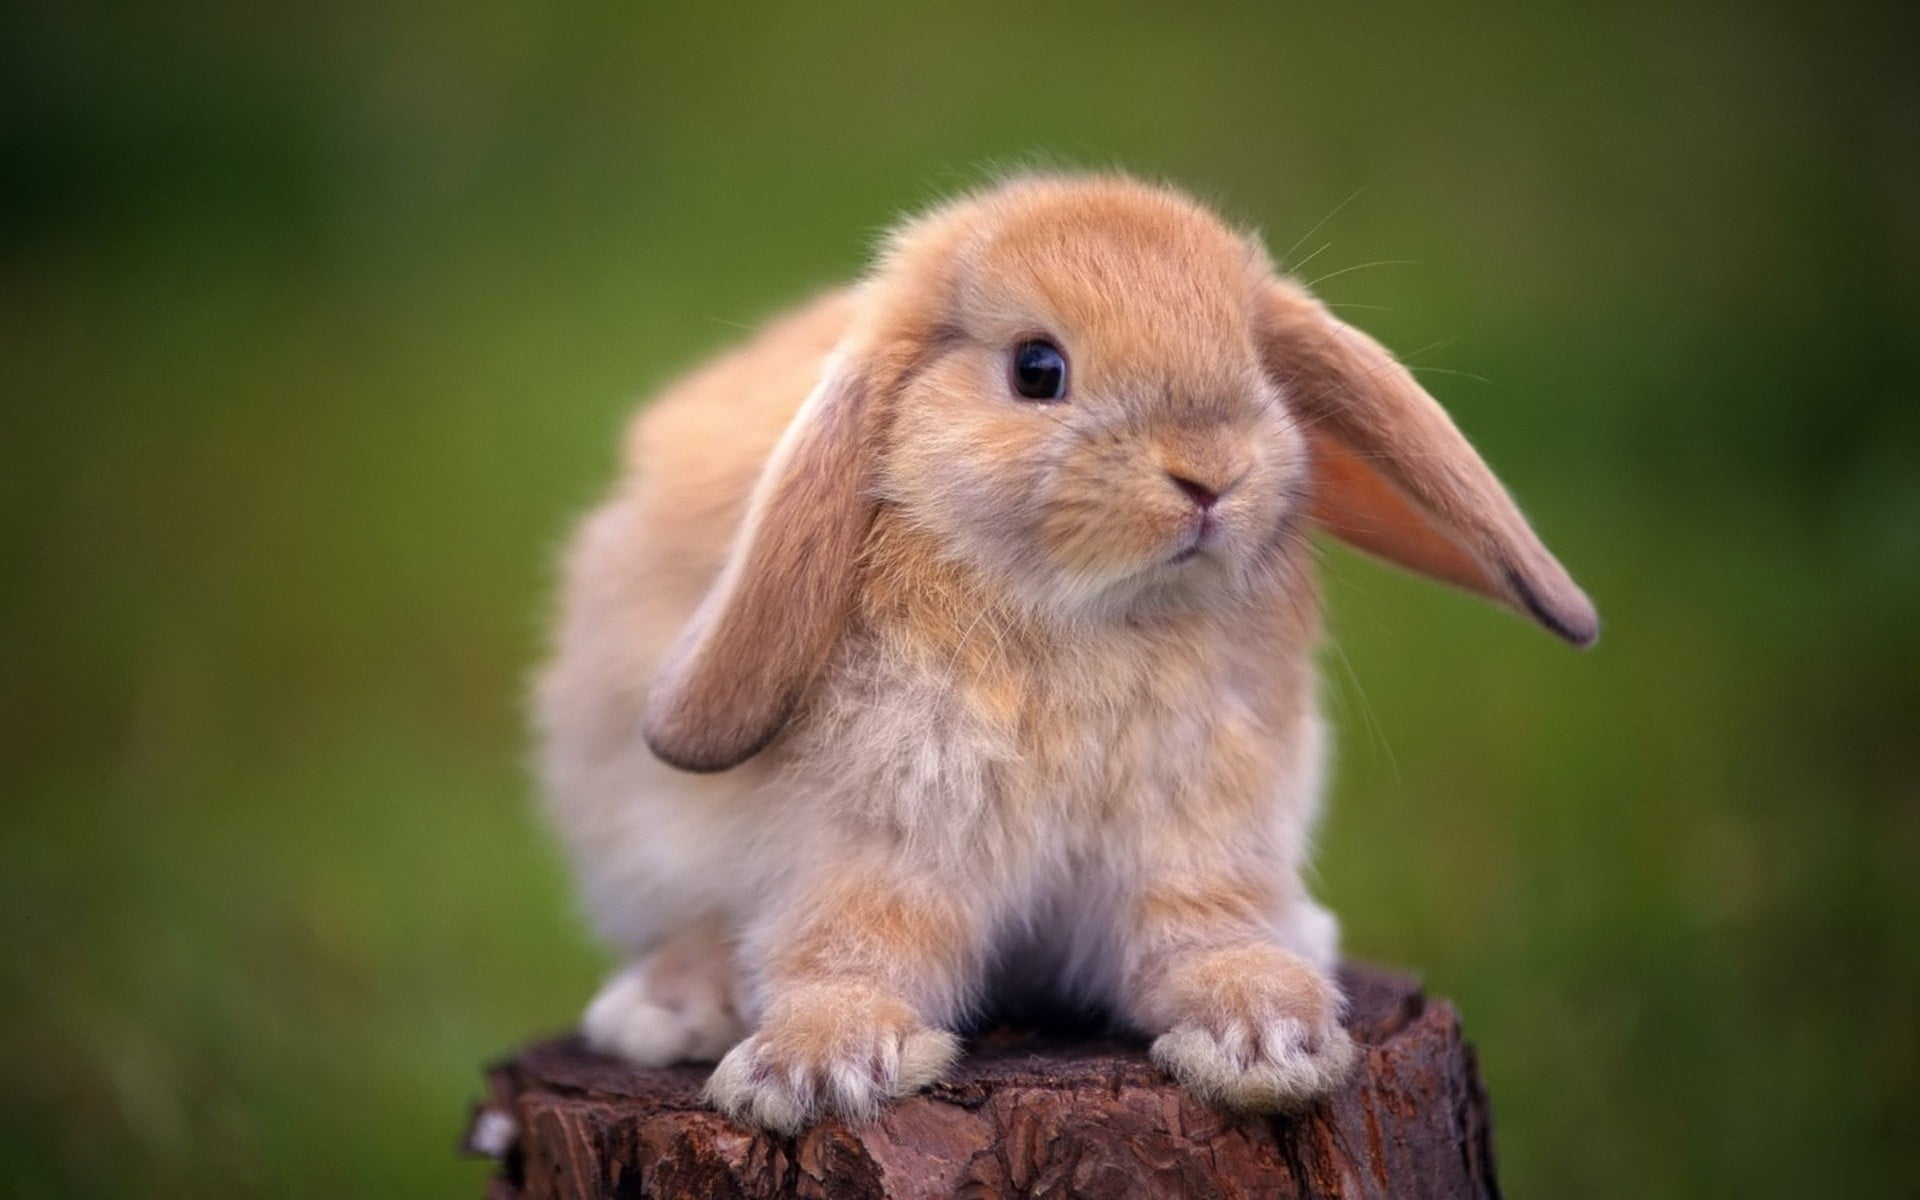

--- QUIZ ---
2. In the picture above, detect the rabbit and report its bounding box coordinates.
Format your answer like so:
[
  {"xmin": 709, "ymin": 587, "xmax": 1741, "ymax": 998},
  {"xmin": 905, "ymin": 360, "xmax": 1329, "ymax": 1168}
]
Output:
[{"xmin": 534, "ymin": 172, "xmax": 1597, "ymax": 1134}]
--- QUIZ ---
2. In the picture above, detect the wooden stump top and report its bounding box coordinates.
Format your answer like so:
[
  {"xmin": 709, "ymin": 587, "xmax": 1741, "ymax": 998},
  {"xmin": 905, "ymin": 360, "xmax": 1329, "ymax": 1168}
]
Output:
[{"xmin": 465, "ymin": 965, "xmax": 1497, "ymax": 1199}]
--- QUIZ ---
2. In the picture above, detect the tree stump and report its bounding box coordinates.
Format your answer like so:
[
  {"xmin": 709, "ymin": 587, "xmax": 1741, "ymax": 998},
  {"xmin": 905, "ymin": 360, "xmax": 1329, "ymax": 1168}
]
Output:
[{"xmin": 464, "ymin": 965, "xmax": 1498, "ymax": 1199}]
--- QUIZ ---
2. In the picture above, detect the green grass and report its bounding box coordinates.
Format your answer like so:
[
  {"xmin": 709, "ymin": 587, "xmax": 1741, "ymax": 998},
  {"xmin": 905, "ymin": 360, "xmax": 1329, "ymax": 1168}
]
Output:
[{"xmin": 4, "ymin": 2, "xmax": 1916, "ymax": 1195}]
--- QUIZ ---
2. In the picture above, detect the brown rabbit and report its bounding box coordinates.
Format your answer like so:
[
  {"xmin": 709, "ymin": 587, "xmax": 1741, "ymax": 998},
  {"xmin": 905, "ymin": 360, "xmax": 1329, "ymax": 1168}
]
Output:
[{"xmin": 535, "ymin": 173, "xmax": 1596, "ymax": 1132}]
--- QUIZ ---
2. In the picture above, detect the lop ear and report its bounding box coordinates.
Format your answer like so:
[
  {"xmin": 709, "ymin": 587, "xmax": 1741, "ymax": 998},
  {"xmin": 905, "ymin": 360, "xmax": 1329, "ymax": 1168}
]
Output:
[
  {"xmin": 642, "ymin": 350, "xmax": 879, "ymax": 771},
  {"xmin": 1257, "ymin": 279, "xmax": 1599, "ymax": 646}
]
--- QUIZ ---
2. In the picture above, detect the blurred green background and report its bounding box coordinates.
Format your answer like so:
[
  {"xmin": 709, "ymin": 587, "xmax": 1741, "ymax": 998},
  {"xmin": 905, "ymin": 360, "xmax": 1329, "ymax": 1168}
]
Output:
[{"xmin": 4, "ymin": 2, "xmax": 1916, "ymax": 1196}]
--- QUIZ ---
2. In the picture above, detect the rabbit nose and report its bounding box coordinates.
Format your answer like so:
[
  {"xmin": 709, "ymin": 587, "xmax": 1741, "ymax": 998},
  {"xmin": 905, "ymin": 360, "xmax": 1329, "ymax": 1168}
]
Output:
[{"xmin": 1168, "ymin": 470, "xmax": 1239, "ymax": 510}]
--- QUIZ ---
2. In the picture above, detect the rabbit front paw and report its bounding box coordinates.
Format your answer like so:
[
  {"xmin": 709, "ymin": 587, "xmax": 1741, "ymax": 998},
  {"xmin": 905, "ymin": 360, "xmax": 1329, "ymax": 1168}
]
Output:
[
  {"xmin": 1146, "ymin": 944, "xmax": 1357, "ymax": 1112},
  {"xmin": 703, "ymin": 983, "xmax": 960, "ymax": 1134},
  {"xmin": 581, "ymin": 962, "xmax": 744, "ymax": 1066}
]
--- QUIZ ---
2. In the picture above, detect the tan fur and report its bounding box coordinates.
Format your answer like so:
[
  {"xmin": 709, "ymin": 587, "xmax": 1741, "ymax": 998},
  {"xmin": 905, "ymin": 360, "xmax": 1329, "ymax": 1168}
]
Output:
[
  {"xmin": 1257, "ymin": 278, "xmax": 1599, "ymax": 644},
  {"xmin": 536, "ymin": 173, "xmax": 1595, "ymax": 1130}
]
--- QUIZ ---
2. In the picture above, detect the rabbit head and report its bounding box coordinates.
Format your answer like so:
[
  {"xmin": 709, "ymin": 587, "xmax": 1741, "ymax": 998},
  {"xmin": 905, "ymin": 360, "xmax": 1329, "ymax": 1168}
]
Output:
[{"xmin": 642, "ymin": 175, "xmax": 1596, "ymax": 773}]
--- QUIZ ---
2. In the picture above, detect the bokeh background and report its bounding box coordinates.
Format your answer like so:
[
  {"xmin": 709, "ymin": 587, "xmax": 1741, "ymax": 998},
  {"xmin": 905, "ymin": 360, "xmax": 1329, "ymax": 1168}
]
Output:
[{"xmin": 5, "ymin": 2, "xmax": 1916, "ymax": 1195}]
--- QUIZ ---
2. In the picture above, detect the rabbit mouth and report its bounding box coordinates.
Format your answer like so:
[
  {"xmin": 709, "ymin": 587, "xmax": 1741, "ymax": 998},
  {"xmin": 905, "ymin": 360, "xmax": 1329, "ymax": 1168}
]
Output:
[{"xmin": 1166, "ymin": 515, "xmax": 1220, "ymax": 565}]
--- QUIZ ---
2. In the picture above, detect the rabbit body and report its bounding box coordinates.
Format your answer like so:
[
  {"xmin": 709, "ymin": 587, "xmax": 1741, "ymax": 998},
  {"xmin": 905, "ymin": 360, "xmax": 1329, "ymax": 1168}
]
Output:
[{"xmin": 536, "ymin": 175, "xmax": 1594, "ymax": 1131}]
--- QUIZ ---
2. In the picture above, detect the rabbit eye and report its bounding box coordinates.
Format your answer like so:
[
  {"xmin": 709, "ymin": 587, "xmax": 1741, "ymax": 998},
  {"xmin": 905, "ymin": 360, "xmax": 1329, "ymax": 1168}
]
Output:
[{"xmin": 1009, "ymin": 339, "xmax": 1069, "ymax": 402}]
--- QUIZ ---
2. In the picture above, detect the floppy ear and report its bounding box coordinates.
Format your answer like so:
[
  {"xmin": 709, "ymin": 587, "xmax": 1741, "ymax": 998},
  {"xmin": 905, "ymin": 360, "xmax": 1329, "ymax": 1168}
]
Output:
[
  {"xmin": 1257, "ymin": 279, "xmax": 1599, "ymax": 646},
  {"xmin": 642, "ymin": 349, "xmax": 879, "ymax": 771}
]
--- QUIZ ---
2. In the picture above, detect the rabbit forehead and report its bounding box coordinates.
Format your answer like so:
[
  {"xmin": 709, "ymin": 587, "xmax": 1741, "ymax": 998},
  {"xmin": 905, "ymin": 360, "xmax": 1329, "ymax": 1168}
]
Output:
[{"xmin": 946, "ymin": 184, "xmax": 1259, "ymax": 371}]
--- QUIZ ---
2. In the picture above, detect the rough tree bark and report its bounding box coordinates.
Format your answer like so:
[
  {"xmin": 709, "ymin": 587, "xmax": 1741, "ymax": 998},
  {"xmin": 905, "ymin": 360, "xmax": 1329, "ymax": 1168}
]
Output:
[{"xmin": 464, "ymin": 965, "xmax": 1498, "ymax": 1199}]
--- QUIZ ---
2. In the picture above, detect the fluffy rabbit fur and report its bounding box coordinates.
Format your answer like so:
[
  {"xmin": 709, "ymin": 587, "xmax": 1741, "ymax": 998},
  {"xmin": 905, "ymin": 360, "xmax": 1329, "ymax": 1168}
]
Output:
[{"xmin": 536, "ymin": 174, "xmax": 1596, "ymax": 1132}]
